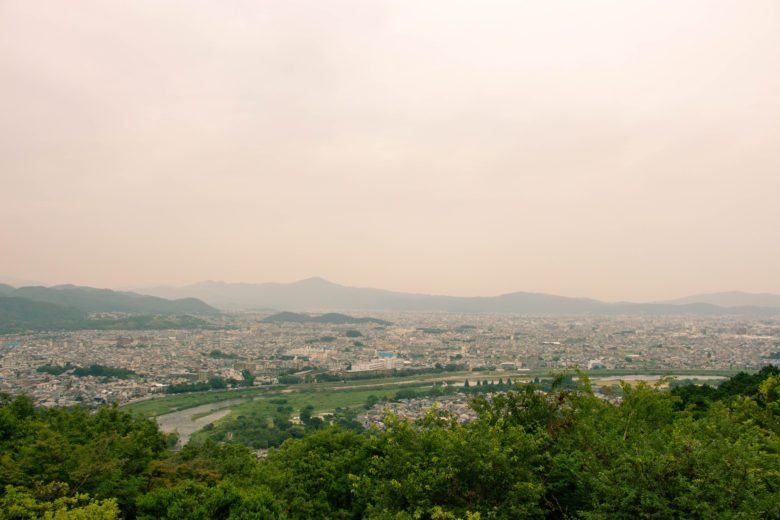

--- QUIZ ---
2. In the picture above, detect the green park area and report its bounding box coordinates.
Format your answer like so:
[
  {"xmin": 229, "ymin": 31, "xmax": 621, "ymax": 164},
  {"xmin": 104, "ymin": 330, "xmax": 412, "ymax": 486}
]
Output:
[
  {"xmin": 123, "ymin": 367, "xmax": 743, "ymax": 418},
  {"xmin": 123, "ymin": 386, "xmax": 274, "ymax": 417}
]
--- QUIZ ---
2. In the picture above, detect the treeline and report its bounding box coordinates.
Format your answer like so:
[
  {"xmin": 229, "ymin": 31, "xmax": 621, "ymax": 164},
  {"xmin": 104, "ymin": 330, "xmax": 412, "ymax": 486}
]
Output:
[
  {"xmin": 281, "ymin": 364, "xmax": 469, "ymax": 385},
  {"xmin": 208, "ymin": 350, "xmax": 241, "ymax": 359},
  {"xmin": 73, "ymin": 364, "xmax": 136, "ymax": 379},
  {"xmin": 165, "ymin": 370, "xmax": 254, "ymax": 394},
  {"xmin": 1, "ymin": 367, "xmax": 778, "ymax": 518},
  {"xmin": 35, "ymin": 363, "xmax": 74, "ymax": 376},
  {"xmin": 36, "ymin": 363, "xmax": 135, "ymax": 379},
  {"xmin": 391, "ymin": 377, "xmax": 518, "ymax": 401}
]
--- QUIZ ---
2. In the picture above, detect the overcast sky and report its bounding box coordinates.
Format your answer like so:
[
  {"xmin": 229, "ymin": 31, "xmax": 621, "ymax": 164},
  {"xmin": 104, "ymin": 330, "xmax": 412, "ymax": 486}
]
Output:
[{"xmin": 1, "ymin": 0, "xmax": 779, "ymax": 301}]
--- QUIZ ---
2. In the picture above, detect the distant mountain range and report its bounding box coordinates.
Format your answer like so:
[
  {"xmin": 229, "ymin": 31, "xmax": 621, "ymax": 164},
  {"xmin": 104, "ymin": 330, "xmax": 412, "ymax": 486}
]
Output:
[
  {"xmin": 3, "ymin": 280, "xmax": 778, "ymax": 327},
  {"xmin": 141, "ymin": 278, "xmax": 780, "ymax": 316}
]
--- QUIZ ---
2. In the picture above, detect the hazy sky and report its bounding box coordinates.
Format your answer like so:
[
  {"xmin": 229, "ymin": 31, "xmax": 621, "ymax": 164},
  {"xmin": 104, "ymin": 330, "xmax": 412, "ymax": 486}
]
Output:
[{"xmin": 2, "ymin": 0, "xmax": 779, "ymax": 301}]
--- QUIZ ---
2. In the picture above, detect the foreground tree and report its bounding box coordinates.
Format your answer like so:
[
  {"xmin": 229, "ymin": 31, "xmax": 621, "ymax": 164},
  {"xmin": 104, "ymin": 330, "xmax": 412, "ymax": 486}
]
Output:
[{"xmin": 1, "ymin": 367, "xmax": 778, "ymax": 519}]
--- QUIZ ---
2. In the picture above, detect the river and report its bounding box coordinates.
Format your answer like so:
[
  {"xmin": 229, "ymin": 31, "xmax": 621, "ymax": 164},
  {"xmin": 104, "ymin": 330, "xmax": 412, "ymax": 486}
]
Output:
[{"xmin": 155, "ymin": 397, "xmax": 248, "ymax": 446}]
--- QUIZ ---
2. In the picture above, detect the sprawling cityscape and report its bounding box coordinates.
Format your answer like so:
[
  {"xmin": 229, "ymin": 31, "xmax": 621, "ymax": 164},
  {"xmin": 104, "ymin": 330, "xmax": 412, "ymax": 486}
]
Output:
[
  {"xmin": 2, "ymin": 0, "xmax": 779, "ymax": 516},
  {"xmin": 2, "ymin": 312, "xmax": 777, "ymax": 408}
]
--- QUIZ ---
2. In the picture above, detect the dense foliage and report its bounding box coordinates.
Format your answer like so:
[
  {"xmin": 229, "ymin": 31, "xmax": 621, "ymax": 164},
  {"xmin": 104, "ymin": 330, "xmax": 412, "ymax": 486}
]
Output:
[
  {"xmin": 2, "ymin": 367, "xmax": 778, "ymax": 519},
  {"xmin": 203, "ymin": 401, "xmax": 312, "ymax": 449},
  {"xmin": 72, "ymin": 365, "xmax": 136, "ymax": 379},
  {"xmin": 36, "ymin": 363, "xmax": 74, "ymax": 376},
  {"xmin": 0, "ymin": 297, "xmax": 84, "ymax": 333},
  {"xmin": 671, "ymin": 365, "xmax": 779, "ymax": 414},
  {"xmin": 0, "ymin": 396, "xmax": 168, "ymax": 518},
  {"xmin": 209, "ymin": 350, "xmax": 242, "ymax": 360},
  {"xmin": 166, "ymin": 372, "xmax": 255, "ymax": 395}
]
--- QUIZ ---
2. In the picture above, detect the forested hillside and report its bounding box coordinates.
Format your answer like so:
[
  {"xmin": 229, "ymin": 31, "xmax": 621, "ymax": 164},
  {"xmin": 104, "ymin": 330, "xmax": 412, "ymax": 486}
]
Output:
[
  {"xmin": 8, "ymin": 285, "xmax": 216, "ymax": 315},
  {"xmin": 1, "ymin": 368, "xmax": 778, "ymax": 519},
  {"xmin": 0, "ymin": 297, "xmax": 220, "ymax": 333},
  {"xmin": 0, "ymin": 297, "xmax": 85, "ymax": 332},
  {"xmin": 0, "ymin": 285, "xmax": 219, "ymax": 333}
]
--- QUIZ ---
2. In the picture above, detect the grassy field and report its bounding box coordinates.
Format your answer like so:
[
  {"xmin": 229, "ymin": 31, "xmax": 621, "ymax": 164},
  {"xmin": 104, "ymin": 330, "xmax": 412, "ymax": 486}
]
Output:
[
  {"xmin": 123, "ymin": 367, "xmax": 748, "ymax": 417},
  {"xmin": 138, "ymin": 367, "xmax": 750, "ymax": 446},
  {"xmin": 187, "ymin": 384, "xmax": 432, "ymax": 444},
  {"xmin": 123, "ymin": 372, "xmax": 484, "ymax": 416},
  {"xmin": 230, "ymin": 385, "xmax": 416, "ymax": 418},
  {"xmin": 123, "ymin": 386, "xmax": 277, "ymax": 416}
]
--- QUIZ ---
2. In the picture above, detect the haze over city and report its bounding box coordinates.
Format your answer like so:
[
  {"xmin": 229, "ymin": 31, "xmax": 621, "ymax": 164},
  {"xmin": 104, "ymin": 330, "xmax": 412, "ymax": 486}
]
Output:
[{"xmin": 2, "ymin": 0, "xmax": 779, "ymax": 301}]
